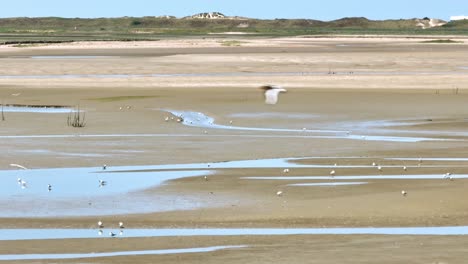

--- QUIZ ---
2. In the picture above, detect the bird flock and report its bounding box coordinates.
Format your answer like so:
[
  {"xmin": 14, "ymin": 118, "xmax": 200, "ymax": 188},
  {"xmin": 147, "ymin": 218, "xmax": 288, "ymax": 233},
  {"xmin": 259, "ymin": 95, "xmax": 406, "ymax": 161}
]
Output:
[
  {"xmin": 97, "ymin": 221, "xmax": 125, "ymax": 237},
  {"xmin": 5, "ymin": 83, "xmax": 461, "ymax": 237},
  {"xmin": 11, "ymin": 163, "xmax": 126, "ymax": 236},
  {"xmin": 274, "ymin": 158, "xmax": 457, "ymax": 198}
]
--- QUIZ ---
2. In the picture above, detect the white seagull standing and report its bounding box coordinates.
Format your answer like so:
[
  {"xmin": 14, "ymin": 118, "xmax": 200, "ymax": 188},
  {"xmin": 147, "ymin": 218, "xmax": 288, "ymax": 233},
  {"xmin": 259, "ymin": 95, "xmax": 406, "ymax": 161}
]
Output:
[
  {"xmin": 260, "ymin": 85, "xmax": 287, "ymax": 105},
  {"xmin": 98, "ymin": 180, "xmax": 107, "ymax": 187},
  {"xmin": 18, "ymin": 179, "xmax": 27, "ymax": 189}
]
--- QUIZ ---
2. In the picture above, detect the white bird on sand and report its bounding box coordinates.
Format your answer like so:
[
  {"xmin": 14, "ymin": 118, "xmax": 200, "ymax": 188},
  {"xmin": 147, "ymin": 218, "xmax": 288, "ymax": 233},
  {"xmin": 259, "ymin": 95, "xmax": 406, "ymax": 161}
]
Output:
[
  {"xmin": 401, "ymin": 190, "xmax": 407, "ymax": 196},
  {"xmin": 164, "ymin": 116, "xmax": 169, "ymax": 122},
  {"xmin": 260, "ymin": 85, "xmax": 287, "ymax": 105},
  {"xmin": 98, "ymin": 221, "xmax": 104, "ymax": 228},
  {"xmin": 403, "ymin": 166, "xmax": 407, "ymax": 171},
  {"xmin": 204, "ymin": 175, "xmax": 208, "ymax": 181},
  {"xmin": 330, "ymin": 170, "xmax": 336, "ymax": 177},
  {"xmin": 276, "ymin": 191, "xmax": 283, "ymax": 197},
  {"xmin": 377, "ymin": 166, "xmax": 382, "ymax": 172},
  {"xmin": 444, "ymin": 173, "xmax": 453, "ymax": 180},
  {"xmin": 10, "ymin": 163, "xmax": 28, "ymax": 170},
  {"xmin": 283, "ymin": 168, "xmax": 290, "ymax": 173},
  {"xmin": 372, "ymin": 162, "xmax": 376, "ymax": 167},
  {"xmin": 119, "ymin": 222, "xmax": 124, "ymax": 228}
]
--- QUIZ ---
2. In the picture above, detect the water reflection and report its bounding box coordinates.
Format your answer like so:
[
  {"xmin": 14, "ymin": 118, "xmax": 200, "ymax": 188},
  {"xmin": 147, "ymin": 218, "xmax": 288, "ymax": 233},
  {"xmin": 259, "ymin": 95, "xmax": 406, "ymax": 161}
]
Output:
[
  {"xmin": 1, "ymin": 226, "xmax": 468, "ymax": 241},
  {"xmin": 0, "ymin": 167, "xmax": 211, "ymax": 217},
  {"xmin": 164, "ymin": 110, "xmax": 453, "ymax": 143},
  {"xmin": 0, "ymin": 105, "xmax": 73, "ymax": 113},
  {"xmin": 30, "ymin": 56, "xmax": 117, "ymax": 59},
  {"xmin": 244, "ymin": 174, "xmax": 468, "ymax": 180},
  {"xmin": 287, "ymin": 182, "xmax": 368, "ymax": 186},
  {"xmin": 0, "ymin": 245, "xmax": 246, "ymax": 260}
]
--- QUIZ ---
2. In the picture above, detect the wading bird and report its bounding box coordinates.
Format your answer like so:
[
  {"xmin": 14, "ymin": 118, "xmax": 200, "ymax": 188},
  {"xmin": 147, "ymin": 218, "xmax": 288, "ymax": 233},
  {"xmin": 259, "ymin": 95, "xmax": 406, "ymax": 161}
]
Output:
[
  {"xmin": 98, "ymin": 180, "xmax": 107, "ymax": 187},
  {"xmin": 18, "ymin": 179, "xmax": 27, "ymax": 189}
]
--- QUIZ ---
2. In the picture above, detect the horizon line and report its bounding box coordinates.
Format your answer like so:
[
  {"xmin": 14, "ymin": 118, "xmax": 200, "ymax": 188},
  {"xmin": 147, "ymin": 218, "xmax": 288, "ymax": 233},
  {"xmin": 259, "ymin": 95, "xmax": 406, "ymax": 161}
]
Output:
[{"xmin": 0, "ymin": 14, "xmax": 454, "ymax": 21}]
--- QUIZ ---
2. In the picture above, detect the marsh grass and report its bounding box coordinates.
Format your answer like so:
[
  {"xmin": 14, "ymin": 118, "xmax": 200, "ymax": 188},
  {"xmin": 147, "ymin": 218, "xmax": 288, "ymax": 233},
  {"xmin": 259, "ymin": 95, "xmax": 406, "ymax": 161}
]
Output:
[
  {"xmin": 67, "ymin": 105, "xmax": 86, "ymax": 127},
  {"xmin": 1, "ymin": 102, "xmax": 4, "ymax": 121}
]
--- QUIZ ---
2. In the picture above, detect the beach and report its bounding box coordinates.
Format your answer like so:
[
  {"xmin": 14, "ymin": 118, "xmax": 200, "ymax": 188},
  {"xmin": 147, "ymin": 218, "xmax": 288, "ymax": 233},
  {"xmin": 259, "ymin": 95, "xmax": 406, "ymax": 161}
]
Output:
[{"xmin": 0, "ymin": 36, "xmax": 468, "ymax": 263}]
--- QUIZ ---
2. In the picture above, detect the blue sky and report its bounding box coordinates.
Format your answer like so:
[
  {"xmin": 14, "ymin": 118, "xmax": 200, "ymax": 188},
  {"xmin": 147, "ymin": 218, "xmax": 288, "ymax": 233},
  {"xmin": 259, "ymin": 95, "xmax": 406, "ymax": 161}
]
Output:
[{"xmin": 0, "ymin": 0, "xmax": 466, "ymax": 21}]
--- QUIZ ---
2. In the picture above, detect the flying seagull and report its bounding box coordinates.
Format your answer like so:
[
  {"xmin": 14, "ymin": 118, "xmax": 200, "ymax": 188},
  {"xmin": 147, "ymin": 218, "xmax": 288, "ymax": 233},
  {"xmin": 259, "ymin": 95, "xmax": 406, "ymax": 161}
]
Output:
[{"xmin": 260, "ymin": 85, "xmax": 287, "ymax": 105}]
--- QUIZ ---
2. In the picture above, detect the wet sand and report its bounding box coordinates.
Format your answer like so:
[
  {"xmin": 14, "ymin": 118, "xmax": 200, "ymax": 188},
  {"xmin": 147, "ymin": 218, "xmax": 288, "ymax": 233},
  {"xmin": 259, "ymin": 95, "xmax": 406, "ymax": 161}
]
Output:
[{"xmin": 1, "ymin": 36, "xmax": 468, "ymax": 263}]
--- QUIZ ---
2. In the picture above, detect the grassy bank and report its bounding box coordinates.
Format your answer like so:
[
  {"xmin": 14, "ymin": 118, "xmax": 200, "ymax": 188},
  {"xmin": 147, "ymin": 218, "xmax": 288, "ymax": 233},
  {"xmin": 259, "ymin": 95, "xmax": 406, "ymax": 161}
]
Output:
[{"xmin": 0, "ymin": 16, "xmax": 467, "ymax": 43}]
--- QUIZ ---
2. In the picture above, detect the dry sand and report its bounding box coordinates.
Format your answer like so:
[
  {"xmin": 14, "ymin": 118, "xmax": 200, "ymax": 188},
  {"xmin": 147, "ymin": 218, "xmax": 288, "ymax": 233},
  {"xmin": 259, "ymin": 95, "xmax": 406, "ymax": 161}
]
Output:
[{"xmin": 1, "ymin": 36, "xmax": 468, "ymax": 263}]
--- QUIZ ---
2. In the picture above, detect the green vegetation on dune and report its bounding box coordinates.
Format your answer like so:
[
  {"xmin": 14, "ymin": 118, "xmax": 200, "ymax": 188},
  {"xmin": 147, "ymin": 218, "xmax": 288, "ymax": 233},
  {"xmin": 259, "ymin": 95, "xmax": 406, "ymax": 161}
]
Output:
[
  {"xmin": 220, "ymin": 40, "xmax": 245, "ymax": 46},
  {"xmin": 0, "ymin": 16, "xmax": 466, "ymax": 43}
]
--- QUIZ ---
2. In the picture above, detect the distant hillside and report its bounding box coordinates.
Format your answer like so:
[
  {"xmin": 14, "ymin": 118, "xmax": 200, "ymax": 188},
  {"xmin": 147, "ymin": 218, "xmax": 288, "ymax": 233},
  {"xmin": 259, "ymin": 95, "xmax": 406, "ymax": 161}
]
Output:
[{"xmin": 0, "ymin": 14, "xmax": 465, "ymax": 43}]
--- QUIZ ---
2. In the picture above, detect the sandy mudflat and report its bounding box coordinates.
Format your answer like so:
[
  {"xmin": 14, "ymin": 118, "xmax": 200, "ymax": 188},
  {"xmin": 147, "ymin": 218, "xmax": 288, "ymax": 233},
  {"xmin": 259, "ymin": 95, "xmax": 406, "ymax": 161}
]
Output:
[{"xmin": 0, "ymin": 36, "xmax": 468, "ymax": 263}]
